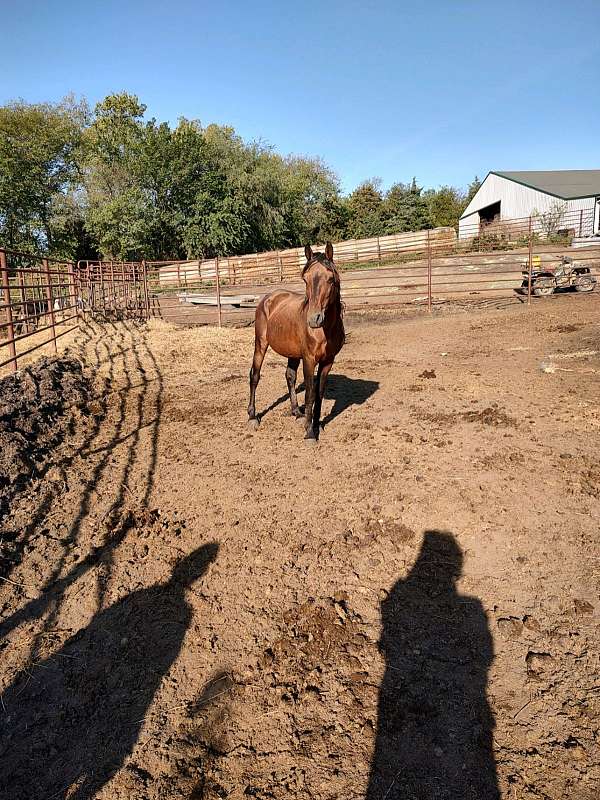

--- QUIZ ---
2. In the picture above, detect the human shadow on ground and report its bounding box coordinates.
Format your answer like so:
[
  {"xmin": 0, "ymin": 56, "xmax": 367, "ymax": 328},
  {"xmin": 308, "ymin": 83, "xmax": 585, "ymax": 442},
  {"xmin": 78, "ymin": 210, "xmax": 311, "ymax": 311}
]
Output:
[
  {"xmin": 0, "ymin": 543, "xmax": 218, "ymax": 800},
  {"xmin": 257, "ymin": 372, "xmax": 378, "ymax": 425},
  {"xmin": 366, "ymin": 531, "xmax": 499, "ymax": 800}
]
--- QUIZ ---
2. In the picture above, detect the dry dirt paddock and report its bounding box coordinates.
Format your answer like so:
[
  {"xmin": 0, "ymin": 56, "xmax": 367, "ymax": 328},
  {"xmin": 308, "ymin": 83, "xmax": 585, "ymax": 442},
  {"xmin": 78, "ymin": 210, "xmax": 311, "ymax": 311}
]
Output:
[{"xmin": 1, "ymin": 294, "xmax": 599, "ymax": 800}]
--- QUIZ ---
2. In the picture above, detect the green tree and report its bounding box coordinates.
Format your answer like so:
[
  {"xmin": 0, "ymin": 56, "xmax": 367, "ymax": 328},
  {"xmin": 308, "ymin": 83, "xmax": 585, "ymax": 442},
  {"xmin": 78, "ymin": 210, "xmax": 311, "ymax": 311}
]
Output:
[
  {"xmin": 8, "ymin": 90, "xmax": 490, "ymax": 262},
  {"xmin": 180, "ymin": 130, "xmax": 344, "ymax": 257},
  {"xmin": 0, "ymin": 96, "xmax": 87, "ymax": 255},
  {"xmin": 425, "ymin": 185, "xmax": 466, "ymax": 229},
  {"xmin": 466, "ymin": 175, "xmax": 482, "ymax": 203},
  {"xmin": 383, "ymin": 178, "xmax": 432, "ymax": 233},
  {"xmin": 273, "ymin": 155, "xmax": 347, "ymax": 245},
  {"xmin": 82, "ymin": 93, "xmax": 155, "ymax": 259},
  {"xmin": 346, "ymin": 179, "xmax": 386, "ymax": 238}
]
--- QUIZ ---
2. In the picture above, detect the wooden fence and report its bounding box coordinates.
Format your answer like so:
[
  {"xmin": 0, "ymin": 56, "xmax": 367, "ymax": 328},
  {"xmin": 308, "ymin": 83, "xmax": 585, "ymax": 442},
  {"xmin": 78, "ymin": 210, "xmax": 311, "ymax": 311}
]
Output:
[{"xmin": 153, "ymin": 226, "xmax": 457, "ymax": 288}]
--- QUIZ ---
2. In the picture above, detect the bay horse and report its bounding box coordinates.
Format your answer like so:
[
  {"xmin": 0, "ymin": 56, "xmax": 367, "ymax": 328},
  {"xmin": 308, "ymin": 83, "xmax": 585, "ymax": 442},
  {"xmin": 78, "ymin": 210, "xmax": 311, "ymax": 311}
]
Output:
[{"xmin": 248, "ymin": 242, "xmax": 345, "ymax": 441}]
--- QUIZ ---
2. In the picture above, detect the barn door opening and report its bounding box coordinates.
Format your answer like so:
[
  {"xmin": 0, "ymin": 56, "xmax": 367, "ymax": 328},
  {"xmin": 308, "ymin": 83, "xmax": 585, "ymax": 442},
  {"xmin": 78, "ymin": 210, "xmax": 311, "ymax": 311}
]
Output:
[
  {"xmin": 478, "ymin": 201, "xmax": 501, "ymax": 230},
  {"xmin": 594, "ymin": 197, "xmax": 600, "ymax": 235}
]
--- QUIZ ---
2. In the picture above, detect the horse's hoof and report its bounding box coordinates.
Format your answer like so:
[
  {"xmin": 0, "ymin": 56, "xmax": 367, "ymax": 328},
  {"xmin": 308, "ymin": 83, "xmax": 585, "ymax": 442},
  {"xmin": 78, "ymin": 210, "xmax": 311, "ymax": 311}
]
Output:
[
  {"xmin": 295, "ymin": 414, "xmax": 305, "ymax": 423},
  {"xmin": 247, "ymin": 418, "xmax": 260, "ymax": 431},
  {"xmin": 304, "ymin": 436, "xmax": 318, "ymax": 446}
]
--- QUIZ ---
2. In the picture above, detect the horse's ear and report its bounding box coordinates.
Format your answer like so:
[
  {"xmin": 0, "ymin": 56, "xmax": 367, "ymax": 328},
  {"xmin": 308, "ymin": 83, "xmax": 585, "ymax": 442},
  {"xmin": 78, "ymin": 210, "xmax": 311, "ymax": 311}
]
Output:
[
  {"xmin": 325, "ymin": 242, "xmax": 334, "ymax": 261},
  {"xmin": 304, "ymin": 244, "xmax": 313, "ymax": 262}
]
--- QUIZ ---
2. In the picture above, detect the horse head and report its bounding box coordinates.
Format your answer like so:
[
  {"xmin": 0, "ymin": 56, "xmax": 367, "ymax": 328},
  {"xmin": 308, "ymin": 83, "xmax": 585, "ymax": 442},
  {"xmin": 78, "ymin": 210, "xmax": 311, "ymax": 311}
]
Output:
[{"xmin": 302, "ymin": 242, "xmax": 341, "ymax": 329}]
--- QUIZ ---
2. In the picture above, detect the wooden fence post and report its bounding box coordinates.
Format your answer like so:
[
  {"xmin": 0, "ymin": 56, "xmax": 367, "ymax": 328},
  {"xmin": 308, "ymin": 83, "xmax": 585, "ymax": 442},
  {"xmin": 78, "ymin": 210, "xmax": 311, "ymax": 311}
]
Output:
[
  {"xmin": 427, "ymin": 229, "xmax": 432, "ymax": 313},
  {"xmin": 215, "ymin": 255, "xmax": 222, "ymax": 328}
]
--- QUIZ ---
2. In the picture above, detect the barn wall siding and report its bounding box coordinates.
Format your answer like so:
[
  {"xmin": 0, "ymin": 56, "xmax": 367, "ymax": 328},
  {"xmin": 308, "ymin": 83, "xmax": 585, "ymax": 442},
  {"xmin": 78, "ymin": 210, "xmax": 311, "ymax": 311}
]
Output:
[{"xmin": 459, "ymin": 174, "xmax": 596, "ymax": 239}]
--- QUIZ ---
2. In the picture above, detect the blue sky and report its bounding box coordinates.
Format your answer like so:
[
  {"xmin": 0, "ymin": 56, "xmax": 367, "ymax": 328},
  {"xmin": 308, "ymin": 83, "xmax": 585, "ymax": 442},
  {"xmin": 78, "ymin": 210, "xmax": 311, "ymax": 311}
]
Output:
[{"xmin": 2, "ymin": 1, "xmax": 599, "ymax": 193}]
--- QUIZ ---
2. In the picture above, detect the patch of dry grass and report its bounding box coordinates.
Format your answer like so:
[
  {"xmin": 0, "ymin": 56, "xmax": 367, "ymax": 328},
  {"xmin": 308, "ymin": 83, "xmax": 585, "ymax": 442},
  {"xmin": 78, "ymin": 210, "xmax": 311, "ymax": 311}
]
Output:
[{"xmin": 145, "ymin": 318, "xmax": 254, "ymax": 381}]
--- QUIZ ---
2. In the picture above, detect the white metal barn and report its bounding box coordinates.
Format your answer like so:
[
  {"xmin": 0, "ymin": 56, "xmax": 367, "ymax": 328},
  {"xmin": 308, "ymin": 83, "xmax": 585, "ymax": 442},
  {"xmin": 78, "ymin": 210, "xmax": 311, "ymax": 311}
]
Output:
[{"xmin": 458, "ymin": 170, "xmax": 600, "ymax": 240}]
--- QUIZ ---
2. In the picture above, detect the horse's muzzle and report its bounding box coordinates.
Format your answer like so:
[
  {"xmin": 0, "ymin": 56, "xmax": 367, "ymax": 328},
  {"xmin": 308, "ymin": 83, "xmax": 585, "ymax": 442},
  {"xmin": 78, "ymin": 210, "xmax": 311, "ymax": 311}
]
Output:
[{"xmin": 308, "ymin": 311, "xmax": 325, "ymax": 328}]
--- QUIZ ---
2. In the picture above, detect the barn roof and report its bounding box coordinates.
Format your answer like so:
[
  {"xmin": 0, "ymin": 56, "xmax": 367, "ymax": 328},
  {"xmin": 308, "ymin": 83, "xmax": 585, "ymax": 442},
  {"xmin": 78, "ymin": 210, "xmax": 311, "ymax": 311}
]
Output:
[{"xmin": 492, "ymin": 170, "xmax": 600, "ymax": 200}]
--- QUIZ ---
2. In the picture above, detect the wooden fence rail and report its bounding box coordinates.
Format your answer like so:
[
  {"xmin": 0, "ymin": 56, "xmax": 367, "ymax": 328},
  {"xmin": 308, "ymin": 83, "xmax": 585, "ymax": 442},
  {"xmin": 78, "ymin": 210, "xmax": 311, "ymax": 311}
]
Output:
[{"xmin": 152, "ymin": 226, "xmax": 457, "ymax": 288}]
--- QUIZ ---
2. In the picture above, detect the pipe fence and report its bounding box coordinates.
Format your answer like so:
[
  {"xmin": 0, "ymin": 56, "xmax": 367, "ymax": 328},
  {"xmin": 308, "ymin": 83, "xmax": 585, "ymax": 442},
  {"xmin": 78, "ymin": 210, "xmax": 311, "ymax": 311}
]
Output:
[
  {"xmin": 0, "ymin": 250, "xmax": 152, "ymax": 373},
  {"xmin": 146, "ymin": 209, "xmax": 600, "ymax": 325},
  {"xmin": 2, "ymin": 207, "xmax": 599, "ymax": 369},
  {"xmin": 0, "ymin": 249, "xmax": 81, "ymax": 372}
]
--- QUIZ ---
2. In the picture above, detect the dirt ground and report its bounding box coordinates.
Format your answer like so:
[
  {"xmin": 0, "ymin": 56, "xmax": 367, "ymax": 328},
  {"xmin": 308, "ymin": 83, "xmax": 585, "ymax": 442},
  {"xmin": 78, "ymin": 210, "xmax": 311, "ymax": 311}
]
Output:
[{"xmin": 0, "ymin": 293, "xmax": 599, "ymax": 799}]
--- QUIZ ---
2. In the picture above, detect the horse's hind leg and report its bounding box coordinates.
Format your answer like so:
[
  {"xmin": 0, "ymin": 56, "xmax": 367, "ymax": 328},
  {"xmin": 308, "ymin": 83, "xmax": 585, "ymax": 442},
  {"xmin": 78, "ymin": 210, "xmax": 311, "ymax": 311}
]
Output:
[
  {"xmin": 248, "ymin": 337, "xmax": 268, "ymax": 428},
  {"xmin": 286, "ymin": 358, "xmax": 302, "ymax": 418}
]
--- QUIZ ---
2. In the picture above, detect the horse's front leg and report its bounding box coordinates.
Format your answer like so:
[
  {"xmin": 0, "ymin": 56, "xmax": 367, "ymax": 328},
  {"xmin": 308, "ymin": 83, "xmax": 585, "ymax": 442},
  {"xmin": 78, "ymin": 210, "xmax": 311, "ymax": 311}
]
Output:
[
  {"xmin": 311, "ymin": 361, "xmax": 333, "ymax": 439},
  {"xmin": 302, "ymin": 357, "xmax": 317, "ymax": 440}
]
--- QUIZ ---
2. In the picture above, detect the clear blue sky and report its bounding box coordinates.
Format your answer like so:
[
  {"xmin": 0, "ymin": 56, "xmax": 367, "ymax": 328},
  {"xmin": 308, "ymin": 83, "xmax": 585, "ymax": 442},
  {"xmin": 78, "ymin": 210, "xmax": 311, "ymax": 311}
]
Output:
[{"xmin": 2, "ymin": 1, "xmax": 599, "ymax": 193}]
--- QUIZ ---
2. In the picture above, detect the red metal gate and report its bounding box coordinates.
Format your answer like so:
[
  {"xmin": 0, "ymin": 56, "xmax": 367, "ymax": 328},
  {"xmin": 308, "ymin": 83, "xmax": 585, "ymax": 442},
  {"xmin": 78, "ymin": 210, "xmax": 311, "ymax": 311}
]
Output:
[{"xmin": 1, "ymin": 251, "xmax": 152, "ymax": 374}]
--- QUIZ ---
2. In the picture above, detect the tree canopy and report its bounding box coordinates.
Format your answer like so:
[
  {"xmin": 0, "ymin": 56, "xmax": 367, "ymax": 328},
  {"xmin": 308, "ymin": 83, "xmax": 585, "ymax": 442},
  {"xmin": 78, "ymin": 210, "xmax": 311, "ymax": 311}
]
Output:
[{"xmin": 0, "ymin": 92, "xmax": 479, "ymax": 261}]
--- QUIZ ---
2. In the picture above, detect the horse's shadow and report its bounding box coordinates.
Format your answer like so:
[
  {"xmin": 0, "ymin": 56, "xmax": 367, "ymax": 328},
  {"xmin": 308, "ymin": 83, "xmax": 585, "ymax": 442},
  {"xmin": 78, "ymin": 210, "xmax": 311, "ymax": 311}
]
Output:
[
  {"xmin": 321, "ymin": 373, "xmax": 379, "ymax": 425},
  {"xmin": 258, "ymin": 372, "xmax": 379, "ymax": 426}
]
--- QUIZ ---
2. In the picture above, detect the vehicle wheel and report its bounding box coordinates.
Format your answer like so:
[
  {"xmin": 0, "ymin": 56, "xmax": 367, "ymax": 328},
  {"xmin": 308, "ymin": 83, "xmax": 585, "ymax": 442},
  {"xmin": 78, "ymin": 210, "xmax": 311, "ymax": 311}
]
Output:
[
  {"xmin": 574, "ymin": 275, "xmax": 595, "ymax": 292},
  {"xmin": 533, "ymin": 278, "xmax": 555, "ymax": 297}
]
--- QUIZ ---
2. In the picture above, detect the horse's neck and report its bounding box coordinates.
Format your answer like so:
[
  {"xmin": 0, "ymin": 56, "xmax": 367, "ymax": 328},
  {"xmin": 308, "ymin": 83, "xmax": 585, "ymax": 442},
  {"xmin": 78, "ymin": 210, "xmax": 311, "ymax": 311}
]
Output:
[{"xmin": 324, "ymin": 302, "xmax": 343, "ymax": 332}]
